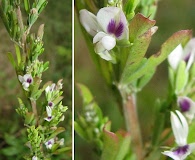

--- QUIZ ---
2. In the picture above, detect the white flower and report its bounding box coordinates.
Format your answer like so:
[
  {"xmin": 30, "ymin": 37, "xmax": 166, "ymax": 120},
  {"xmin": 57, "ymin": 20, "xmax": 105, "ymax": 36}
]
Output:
[
  {"xmin": 162, "ymin": 110, "xmax": 195, "ymax": 160},
  {"xmin": 18, "ymin": 74, "xmax": 33, "ymax": 91},
  {"xmin": 178, "ymin": 96, "xmax": 195, "ymax": 122},
  {"xmin": 45, "ymin": 83, "xmax": 55, "ymax": 93},
  {"xmin": 45, "ymin": 138, "xmax": 54, "ymax": 149},
  {"xmin": 80, "ymin": 7, "xmax": 129, "ymax": 61},
  {"xmin": 44, "ymin": 106, "xmax": 53, "ymax": 122},
  {"xmin": 32, "ymin": 156, "xmax": 38, "ymax": 160},
  {"xmin": 168, "ymin": 38, "xmax": 195, "ymax": 71}
]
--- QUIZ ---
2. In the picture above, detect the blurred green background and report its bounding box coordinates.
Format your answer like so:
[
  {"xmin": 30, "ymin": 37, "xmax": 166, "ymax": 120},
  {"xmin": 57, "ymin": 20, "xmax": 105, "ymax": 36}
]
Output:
[
  {"xmin": 0, "ymin": 0, "xmax": 72, "ymax": 159},
  {"xmin": 75, "ymin": 0, "xmax": 195, "ymax": 159}
]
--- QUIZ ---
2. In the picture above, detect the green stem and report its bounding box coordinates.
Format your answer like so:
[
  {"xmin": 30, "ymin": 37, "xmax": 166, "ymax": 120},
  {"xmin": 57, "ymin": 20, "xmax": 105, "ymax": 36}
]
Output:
[
  {"xmin": 31, "ymin": 99, "xmax": 38, "ymax": 125},
  {"xmin": 123, "ymin": 94, "xmax": 144, "ymax": 160}
]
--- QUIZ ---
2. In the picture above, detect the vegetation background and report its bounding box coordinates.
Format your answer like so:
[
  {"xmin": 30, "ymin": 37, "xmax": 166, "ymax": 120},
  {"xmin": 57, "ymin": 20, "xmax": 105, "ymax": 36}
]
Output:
[
  {"xmin": 0, "ymin": 0, "xmax": 72, "ymax": 159},
  {"xmin": 75, "ymin": 0, "xmax": 195, "ymax": 159}
]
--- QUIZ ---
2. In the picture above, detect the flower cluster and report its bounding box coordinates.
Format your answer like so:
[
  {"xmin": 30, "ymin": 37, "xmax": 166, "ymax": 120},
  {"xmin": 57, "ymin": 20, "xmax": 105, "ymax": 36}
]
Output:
[
  {"xmin": 163, "ymin": 38, "xmax": 195, "ymax": 159},
  {"xmin": 44, "ymin": 80, "xmax": 67, "ymax": 125},
  {"xmin": 80, "ymin": 7, "xmax": 129, "ymax": 61}
]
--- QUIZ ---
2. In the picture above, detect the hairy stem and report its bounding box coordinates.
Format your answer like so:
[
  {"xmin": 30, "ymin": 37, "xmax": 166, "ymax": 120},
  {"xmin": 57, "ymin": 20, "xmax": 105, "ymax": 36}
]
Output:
[
  {"xmin": 16, "ymin": 6, "xmax": 24, "ymax": 32},
  {"xmin": 123, "ymin": 94, "xmax": 144, "ymax": 160},
  {"xmin": 16, "ymin": 5, "xmax": 27, "ymax": 54}
]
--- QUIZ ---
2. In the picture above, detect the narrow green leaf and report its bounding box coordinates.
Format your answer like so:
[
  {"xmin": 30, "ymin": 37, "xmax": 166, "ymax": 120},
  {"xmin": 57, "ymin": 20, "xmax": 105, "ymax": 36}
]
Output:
[
  {"xmin": 53, "ymin": 147, "xmax": 72, "ymax": 154},
  {"xmin": 121, "ymin": 30, "xmax": 192, "ymax": 85},
  {"xmin": 188, "ymin": 121, "xmax": 195, "ymax": 143},
  {"xmin": 24, "ymin": 112, "xmax": 35, "ymax": 125},
  {"xmin": 15, "ymin": 45, "xmax": 21, "ymax": 65},
  {"xmin": 7, "ymin": 52, "xmax": 16, "ymax": 68},
  {"xmin": 115, "ymin": 131, "xmax": 131, "ymax": 160},
  {"xmin": 124, "ymin": 0, "xmax": 140, "ymax": 20},
  {"xmin": 37, "ymin": 0, "xmax": 48, "ymax": 13},
  {"xmin": 152, "ymin": 100, "xmax": 165, "ymax": 146},
  {"xmin": 53, "ymin": 96, "xmax": 64, "ymax": 106},
  {"xmin": 42, "ymin": 61, "xmax": 49, "ymax": 71},
  {"xmin": 24, "ymin": 0, "xmax": 30, "ymax": 12},
  {"xmin": 141, "ymin": 0, "xmax": 155, "ymax": 6},
  {"xmin": 1, "ymin": 146, "xmax": 22, "ymax": 156},
  {"xmin": 129, "ymin": 13, "xmax": 156, "ymax": 42},
  {"xmin": 147, "ymin": 3, "xmax": 157, "ymax": 19},
  {"xmin": 76, "ymin": 83, "xmax": 93, "ymax": 105},
  {"xmin": 120, "ymin": 14, "xmax": 156, "ymax": 84},
  {"xmin": 168, "ymin": 67, "xmax": 175, "ymax": 90},
  {"xmin": 30, "ymin": 77, "xmax": 41, "ymax": 99},
  {"xmin": 121, "ymin": 58, "xmax": 148, "ymax": 85},
  {"xmin": 117, "ymin": 39, "xmax": 131, "ymax": 47},
  {"xmin": 48, "ymin": 127, "xmax": 65, "ymax": 140},
  {"xmin": 175, "ymin": 61, "xmax": 188, "ymax": 94},
  {"xmin": 147, "ymin": 30, "xmax": 192, "ymax": 68},
  {"xmin": 74, "ymin": 121, "xmax": 88, "ymax": 140},
  {"xmin": 189, "ymin": 63, "xmax": 195, "ymax": 81},
  {"xmin": 4, "ymin": 134, "xmax": 20, "ymax": 146},
  {"xmin": 0, "ymin": 3, "xmax": 10, "ymax": 32},
  {"xmin": 136, "ymin": 68, "xmax": 156, "ymax": 90},
  {"xmin": 101, "ymin": 122, "xmax": 131, "ymax": 160}
]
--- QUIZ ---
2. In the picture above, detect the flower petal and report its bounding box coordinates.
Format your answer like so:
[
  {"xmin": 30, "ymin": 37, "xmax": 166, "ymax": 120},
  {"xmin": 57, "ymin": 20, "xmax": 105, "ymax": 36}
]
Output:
[
  {"xmin": 97, "ymin": 7, "xmax": 120, "ymax": 32},
  {"xmin": 18, "ymin": 75, "xmax": 24, "ymax": 83},
  {"xmin": 97, "ymin": 50, "xmax": 113, "ymax": 61},
  {"xmin": 171, "ymin": 111, "xmax": 188, "ymax": 146},
  {"xmin": 97, "ymin": 7, "xmax": 128, "ymax": 40},
  {"xmin": 162, "ymin": 151, "xmax": 181, "ymax": 160},
  {"xmin": 176, "ymin": 110, "xmax": 188, "ymax": 138},
  {"xmin": 94, "ymin": 41, "xmax": 106, "ymax": 53},
  {"xmin": 168, "ymin": 44, "xmax": 183, "ymax": 70},
  {"xmin": 32, "ymin": 156, "xmax": 38, "ymax": 160},
  {"xmin": 44, "ymin": 117, "xmax": 53, "ymax": 122},
  {"xmin": 46, "ymin": 106, "xmax": 52, "ymax": 117},
  {"xmin": 183, "ymin": 38, "xmax": 195, "ymax": 60},
  {"xmin": 186, "ymin": 52, "xmax": 195, "ymax": 71},
  {"xmin": 23, "ymin": 74, "xmax": 32, "ymax": 81},
  {"xmin": 183, "ymin": 39, "xmax": 195, "ymax": 70},
  {"xmin": 93, "ymin": 31, "xmax": 108, "ymax": 44},
  {"xmin": 45, "ymin": 138, "xmax": 54, "ymax": 149},
  {"xmin": 94, "ymin": 32, "xmax": 116, "ymax": 52},
  {"xmin": 178, "ymin": 96, "xmax": 195, "ymax": 121},
  {"xmin": 80, "ymin": 9, "xmax": 101, "ymax": 36},
  {"xmin": 22, "ymin": 82, "xmax": 30, "ymax": 89},
  {"xmin": 189, "ymin": 143, "xmax": 195, "ymax": 152},
  {"xmin": 101, "ymin": 35, "xmax": 116, "ymax": 50}
]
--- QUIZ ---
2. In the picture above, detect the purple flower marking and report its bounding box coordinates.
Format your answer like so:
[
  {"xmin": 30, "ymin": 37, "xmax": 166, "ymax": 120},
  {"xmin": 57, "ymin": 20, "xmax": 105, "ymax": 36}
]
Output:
[
  {"xmin": 107, "ymin": 19, "xmax": 116, "ymax": 34},
  {"xmin": 27, "ymin": 78, "xmax": 32, "ymax": 84},
  {"xmin": 107, "ymin": 19, "xmax": 124, "ymax": 38},
  {"xmin": 48, "ymin": 140, "xmax": 52, "ymax": 145},
  {"xmin": 48, "ymin": 116, "xmax": 52, "ymax": 120},
  {"xmin": 184, "ymin": 52, "xmax": 191, "ymax": 63},
  {"xmin": 179, "ymin": 99, "xmax": 190, "ymax": 112},
  {"xmin": 173, "ymin": 145, "xmax": 189, "ymax": 156},
  {"xmin": 48, "ymin": 102, "xmax": 53, "ymax": 107},
  {"xmin": 115, "ymin": 22, "xmax": 124, "ymax": 38}
]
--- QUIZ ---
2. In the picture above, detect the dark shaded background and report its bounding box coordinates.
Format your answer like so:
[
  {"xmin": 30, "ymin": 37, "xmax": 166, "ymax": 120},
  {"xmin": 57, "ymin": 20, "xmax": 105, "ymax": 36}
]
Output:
[
  {"xmin": 75, "ymin": 0, "xmax": 195, "ymax": 159},
  {"xmin": 0, "ymin": 0, "xmax": 72, "ymax": 159}
]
